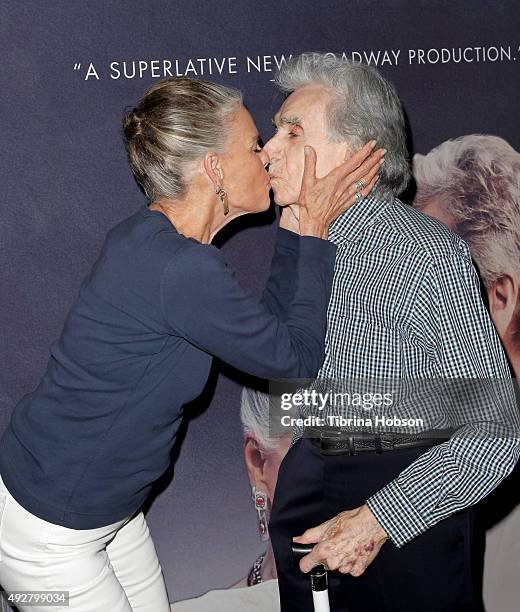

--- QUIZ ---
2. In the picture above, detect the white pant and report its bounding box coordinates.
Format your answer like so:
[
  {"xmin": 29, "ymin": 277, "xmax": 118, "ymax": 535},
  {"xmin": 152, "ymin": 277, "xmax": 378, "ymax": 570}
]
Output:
[{"xmin": 0, "ymin": 473, "xmax": 170, "ymax": 611}]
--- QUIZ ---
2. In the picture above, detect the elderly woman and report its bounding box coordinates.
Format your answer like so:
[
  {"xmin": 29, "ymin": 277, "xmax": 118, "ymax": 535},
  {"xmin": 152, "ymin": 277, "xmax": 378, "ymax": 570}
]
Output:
[
  {"xmin": 240, "ymin": 387, "xmax": 290, "ymax": 588},
  {"xmin": 170, "ymin": 387, "xmax": 287, "ymax": 611},
  {"xmin": 0, "ymin": 76, "xmax": 382, "ymax": 611},
  {"xmin": 170, "ymin": 387, "xmax": 285, "ymax": 611}
]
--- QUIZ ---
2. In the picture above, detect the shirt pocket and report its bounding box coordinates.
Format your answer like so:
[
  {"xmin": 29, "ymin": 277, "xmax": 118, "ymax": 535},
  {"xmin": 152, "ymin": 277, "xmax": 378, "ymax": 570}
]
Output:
[
  {"xmin": 326, "ymin": 312, "xmax": 437, "ymax": 379},
  {"xmin": 325, "ymin": 313, "xmax": 401, "ymax": 378}
]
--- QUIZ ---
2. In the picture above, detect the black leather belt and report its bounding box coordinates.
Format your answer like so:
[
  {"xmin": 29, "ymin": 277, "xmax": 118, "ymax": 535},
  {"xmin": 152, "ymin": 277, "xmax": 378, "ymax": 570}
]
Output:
[{"xmin": 305, "ymin": 426, "xmax": 455, "ymax": 456}]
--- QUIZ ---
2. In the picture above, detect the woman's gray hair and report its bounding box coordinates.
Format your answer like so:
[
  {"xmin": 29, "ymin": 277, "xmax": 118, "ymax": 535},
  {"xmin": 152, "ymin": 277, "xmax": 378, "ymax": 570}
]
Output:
[
  {"xmin": 122, "ymin": 76, "xmax": 243, "ymax": 201},
  {"xmin": 413, "ymin": 135, "xmax": 520, "ymax": 289},
  {"xmin": 241, "ymin": 387, "xmax": 287, "ymax": 451},
  {"xmin": 274, "ymin": 53, "xmax": 411, "ymax": 200}
]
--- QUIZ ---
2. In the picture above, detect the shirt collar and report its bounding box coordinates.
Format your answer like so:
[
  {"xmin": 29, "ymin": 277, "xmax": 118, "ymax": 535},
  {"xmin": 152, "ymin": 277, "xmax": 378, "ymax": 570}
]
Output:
[{"xmin": 328, "ymin": 194, "xmax": 393, "ymax": 245}]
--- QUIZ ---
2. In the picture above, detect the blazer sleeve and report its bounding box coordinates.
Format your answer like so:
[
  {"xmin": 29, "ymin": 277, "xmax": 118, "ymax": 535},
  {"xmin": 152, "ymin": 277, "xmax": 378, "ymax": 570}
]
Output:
[{"xmin": 160, "ymin": 236, "xmax": 336, "ymax": 380}]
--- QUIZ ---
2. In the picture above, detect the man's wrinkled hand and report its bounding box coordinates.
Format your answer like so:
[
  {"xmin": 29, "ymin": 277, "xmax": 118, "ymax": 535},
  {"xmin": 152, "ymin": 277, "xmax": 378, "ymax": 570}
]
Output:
[{"xmin": 293, "ymin": 504, "xmax": 389, "ymax": 577}]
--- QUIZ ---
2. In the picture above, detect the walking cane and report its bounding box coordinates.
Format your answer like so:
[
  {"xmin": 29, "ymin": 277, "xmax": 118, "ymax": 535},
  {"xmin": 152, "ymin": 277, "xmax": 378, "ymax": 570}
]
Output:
[{"xmin": 291, "ymin": 542, "xmax": 330, "ymax": 612}]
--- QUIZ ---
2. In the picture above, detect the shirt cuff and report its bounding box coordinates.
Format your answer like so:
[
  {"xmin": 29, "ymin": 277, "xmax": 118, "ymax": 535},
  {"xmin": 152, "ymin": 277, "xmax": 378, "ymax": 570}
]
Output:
[{"xmin": 366, "ymin": 479, "xmax": 429, "ymax": 548}]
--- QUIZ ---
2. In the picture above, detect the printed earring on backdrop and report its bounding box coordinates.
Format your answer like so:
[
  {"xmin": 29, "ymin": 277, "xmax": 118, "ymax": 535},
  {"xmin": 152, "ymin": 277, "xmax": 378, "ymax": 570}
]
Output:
[
  {"xmin": 215, "ymin": 184, "xmax": 229, "ymax": 215},
  {"xmin": 252, "ymin": 486, "xmax": 269, "ymax": 541}
]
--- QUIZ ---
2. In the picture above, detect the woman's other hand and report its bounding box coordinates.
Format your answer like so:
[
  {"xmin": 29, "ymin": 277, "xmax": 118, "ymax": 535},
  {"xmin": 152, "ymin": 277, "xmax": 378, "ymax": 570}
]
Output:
[{"xmin": 296, "ymin": 140, "xmax": 385, "ymax": 239}]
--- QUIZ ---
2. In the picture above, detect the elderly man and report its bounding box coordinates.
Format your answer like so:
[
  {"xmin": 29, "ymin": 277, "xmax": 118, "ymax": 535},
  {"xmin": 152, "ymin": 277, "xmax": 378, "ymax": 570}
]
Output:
[{"xmin": 264, "ymin": 54, "xmax": 520, "ymax": 612}]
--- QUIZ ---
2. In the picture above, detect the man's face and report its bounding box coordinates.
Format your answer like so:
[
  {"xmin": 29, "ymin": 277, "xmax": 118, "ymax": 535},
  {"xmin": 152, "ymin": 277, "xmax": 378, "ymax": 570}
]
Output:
[
  {"xmin": 413, "ymin": 196, "xmax": 518, "ymax": 355},
  {"xmin": 264, "ymin": 84, "xmax": 350, "ymax": 205},
  {"xmin": 414, "ymin": 197, "xmax": 455, "ymax": 230}
]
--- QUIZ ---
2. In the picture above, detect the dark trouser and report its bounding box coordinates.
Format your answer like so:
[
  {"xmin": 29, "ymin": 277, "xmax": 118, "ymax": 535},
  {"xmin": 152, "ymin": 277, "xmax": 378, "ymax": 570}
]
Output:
[{"xmin": 269, "ymin": 438, "xmax": 485, "ymax": 612}]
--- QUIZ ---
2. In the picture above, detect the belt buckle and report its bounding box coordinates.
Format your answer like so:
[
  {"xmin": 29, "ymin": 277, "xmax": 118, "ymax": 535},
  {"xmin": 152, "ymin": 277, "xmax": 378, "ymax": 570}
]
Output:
[
  {"xmin": 320, "ymin": 431, "xmax": 356, "ymax": 456},
  {"xmin": 318, "ymin": 429, "xmax": 356, "ymax": 456}
]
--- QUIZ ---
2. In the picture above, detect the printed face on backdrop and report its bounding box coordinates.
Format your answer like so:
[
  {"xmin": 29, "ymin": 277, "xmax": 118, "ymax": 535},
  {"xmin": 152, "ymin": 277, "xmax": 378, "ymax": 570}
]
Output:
[
  {"xmin": 416, "ymin": 199, "xmax": 455, "ymax": 229},
  {"xmin": 263, "ymin": 85, "xmax": 350, "ymax": 205},
  {"xmin": 415, "ymin": 194, "xmax": 520, "ymax": 356},
  {"xmin": 244, "ymin": 434, "xmax": 292, "ymax": 506},
  {"xmin": 240, "ymin": 430, "xmax": 291, "ymax": 585},
  {"xmin": 216, "ymin": 105, "xmax": 272, "ymax": 213},
  {"xmin": 412, "ymin": 138, "xmax": 520, "ymax": 377}
]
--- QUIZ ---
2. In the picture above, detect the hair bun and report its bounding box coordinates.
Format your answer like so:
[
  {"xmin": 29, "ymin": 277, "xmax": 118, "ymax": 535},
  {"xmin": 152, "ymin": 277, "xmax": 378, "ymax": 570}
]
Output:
[{"xmin": 122, "ymin": 108, "xmax": 143, "ymax": 139}]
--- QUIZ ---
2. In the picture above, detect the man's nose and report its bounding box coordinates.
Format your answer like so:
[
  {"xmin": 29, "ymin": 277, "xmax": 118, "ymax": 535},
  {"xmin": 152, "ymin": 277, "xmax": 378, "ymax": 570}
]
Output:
[{"xmin": 260, "ymin": 147, "xmax": 270, "ymax": 167}]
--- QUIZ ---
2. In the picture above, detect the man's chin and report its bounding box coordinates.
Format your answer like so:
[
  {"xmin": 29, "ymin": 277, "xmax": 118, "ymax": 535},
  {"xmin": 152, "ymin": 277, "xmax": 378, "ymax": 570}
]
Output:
[
  {"xmin": 269, "ymin": 179, "xmax": 299, "ymax": 207},
  {"xmin": 271, "ymin": 192, "xmax": 293, "ymax": 207}
]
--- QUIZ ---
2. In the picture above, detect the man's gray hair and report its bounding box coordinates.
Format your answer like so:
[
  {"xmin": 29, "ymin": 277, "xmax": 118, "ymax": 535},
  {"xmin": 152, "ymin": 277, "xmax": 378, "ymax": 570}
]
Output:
[
  {"xmin": 275, "ymin": 53, "xmax": 411, "ymax": 200},
  {"xmin": 122, "ymin": 77, "xmax": 243, "ymax": 201},
  {"xmin": 413, "ymin": 134, "xmax": 520, "ymax": 289},
  {"xmin": 241, "ymin": 387, "xmax": 287, "ymax": 451}
]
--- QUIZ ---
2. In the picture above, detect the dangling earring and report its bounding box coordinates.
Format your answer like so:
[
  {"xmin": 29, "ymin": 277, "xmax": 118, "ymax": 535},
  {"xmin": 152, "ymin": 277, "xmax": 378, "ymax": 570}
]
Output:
[
  {"xmin": 252, "ymin": 486, "xmax": 269, "ymax": 541},
  {"xmin": 215, "ymin": 184, "xmax": 229, "ymax": 216}
]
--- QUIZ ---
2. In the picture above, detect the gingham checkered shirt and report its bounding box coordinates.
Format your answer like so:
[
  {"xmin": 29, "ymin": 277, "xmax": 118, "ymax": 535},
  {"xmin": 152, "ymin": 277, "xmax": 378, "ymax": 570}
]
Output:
[{"xmin": 290, "ymin": 195, "xmax": 520, "ymax": 548}]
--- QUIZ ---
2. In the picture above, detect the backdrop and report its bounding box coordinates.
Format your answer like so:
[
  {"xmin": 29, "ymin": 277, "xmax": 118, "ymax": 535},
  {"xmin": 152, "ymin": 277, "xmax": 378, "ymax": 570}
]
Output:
[{"xmin": 1, "ymin": 0, "xmax": 519, "ymax": 608}]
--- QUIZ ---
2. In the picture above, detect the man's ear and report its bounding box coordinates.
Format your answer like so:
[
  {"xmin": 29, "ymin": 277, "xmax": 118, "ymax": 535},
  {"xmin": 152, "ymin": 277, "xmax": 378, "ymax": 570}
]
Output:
[
  {"xmin": 202, "ymin": 151, "xmax": 224, "ymax": 189},
  {"xmin": 487, "ymin": 273, "xmax": 519, "ymax": 339},
  {"xmin": 244, "ymin": 435, "xmax": 269, "ymax": 492}
]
